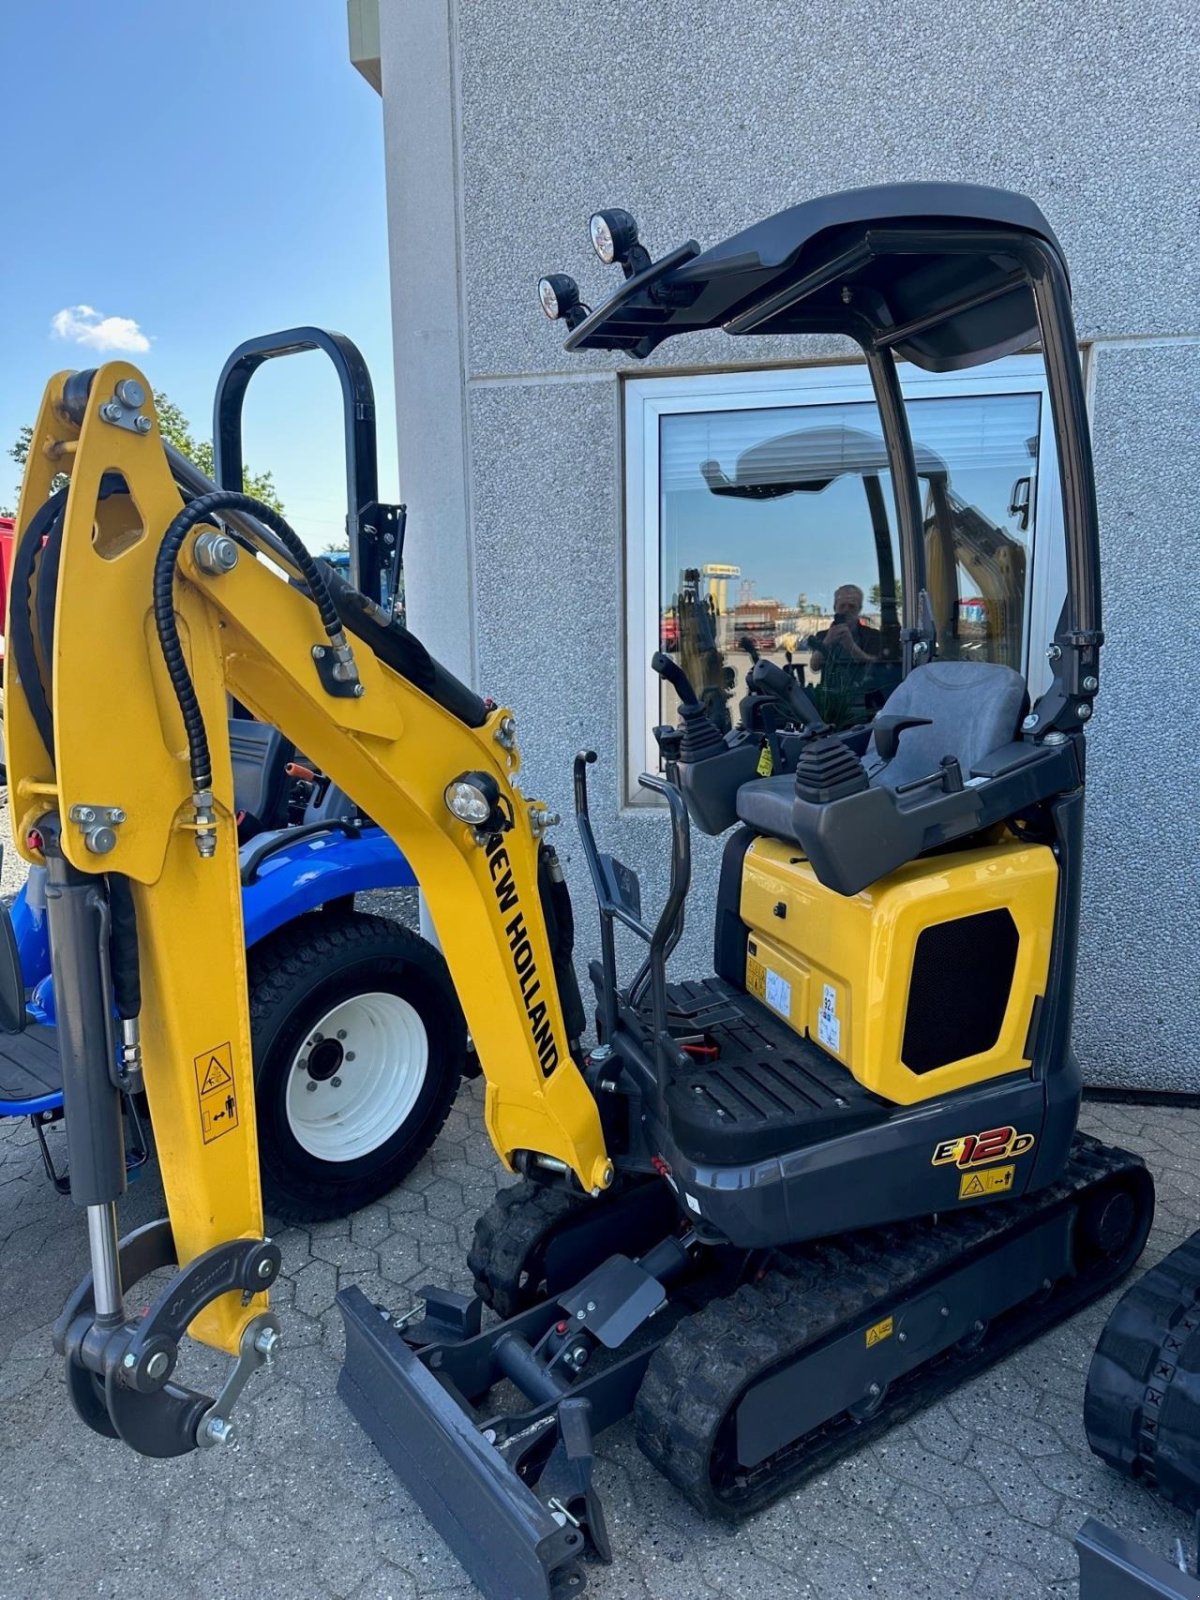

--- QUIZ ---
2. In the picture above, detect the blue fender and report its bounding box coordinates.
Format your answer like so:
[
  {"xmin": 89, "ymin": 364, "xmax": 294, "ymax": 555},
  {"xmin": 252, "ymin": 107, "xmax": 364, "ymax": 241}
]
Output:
[
  {"xmin": 238, "ymin": 825, "xmax": 417, "ymax": 946},
  {"xmin": 1, "ymin": 826, "xmax": 418, "ymax": 1117}
]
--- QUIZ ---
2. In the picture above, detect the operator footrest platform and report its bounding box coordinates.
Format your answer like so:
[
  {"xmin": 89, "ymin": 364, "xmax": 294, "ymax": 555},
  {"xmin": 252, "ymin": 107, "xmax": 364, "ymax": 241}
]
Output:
[
  {"xmin": 0, "ymin": 1025, "xmax": 62, "ymax": 1108},
  {"xmin": 652, "ymin": 977, "xmax": 890, "ymax": 1164}
]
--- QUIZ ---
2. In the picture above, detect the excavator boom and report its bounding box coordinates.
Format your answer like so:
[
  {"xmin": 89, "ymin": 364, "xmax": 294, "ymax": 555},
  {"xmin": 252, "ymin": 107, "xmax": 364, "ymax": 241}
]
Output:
[{"xmin": 4, "ymin": 367, "xmax": 608, "ymax": 1431}]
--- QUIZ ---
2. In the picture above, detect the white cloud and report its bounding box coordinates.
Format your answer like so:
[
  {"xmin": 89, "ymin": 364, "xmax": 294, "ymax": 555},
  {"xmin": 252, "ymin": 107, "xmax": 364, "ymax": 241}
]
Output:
[{"xmin": 50, "ymin": 304, "xmax": 151, "ymax": 354}]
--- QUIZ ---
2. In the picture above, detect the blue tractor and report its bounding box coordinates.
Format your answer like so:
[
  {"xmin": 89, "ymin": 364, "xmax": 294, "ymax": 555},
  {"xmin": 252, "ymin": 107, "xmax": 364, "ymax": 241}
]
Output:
[{"xmin": 0, "ymin": 330, "xmax": 466, "ymax": 1222}]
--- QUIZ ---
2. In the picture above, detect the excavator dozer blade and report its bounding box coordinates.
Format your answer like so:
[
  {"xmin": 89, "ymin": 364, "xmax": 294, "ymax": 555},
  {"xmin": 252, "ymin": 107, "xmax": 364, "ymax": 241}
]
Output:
[
  {"xmin": 1076, "ymin": 1517, "xmax": 1200, "ymax": 1600},
  {"xmin": 337, "ymin": 1285, "xmax": 588, "ymax": 1600}
]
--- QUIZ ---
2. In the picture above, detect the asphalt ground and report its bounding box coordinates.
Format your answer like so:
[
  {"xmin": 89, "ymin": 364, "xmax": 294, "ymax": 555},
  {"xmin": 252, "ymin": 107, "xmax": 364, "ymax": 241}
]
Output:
[{"xmin": 0, "ymin": 824, "xmax": 1195, "ymax": 1598}]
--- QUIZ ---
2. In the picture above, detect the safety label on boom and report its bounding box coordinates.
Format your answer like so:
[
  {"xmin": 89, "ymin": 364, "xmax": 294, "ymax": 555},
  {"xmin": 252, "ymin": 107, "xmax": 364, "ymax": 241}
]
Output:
[{"xmin": 194, "ymin": 1042, "xmax": 239, "ymax": 1144}]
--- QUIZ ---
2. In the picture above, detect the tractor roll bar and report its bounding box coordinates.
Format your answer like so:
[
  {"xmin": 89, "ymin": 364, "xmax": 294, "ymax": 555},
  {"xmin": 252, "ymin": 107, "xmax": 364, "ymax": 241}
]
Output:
[{"xmin": 213, "ymin": 327, "xmax": 404, "ymax": 608}]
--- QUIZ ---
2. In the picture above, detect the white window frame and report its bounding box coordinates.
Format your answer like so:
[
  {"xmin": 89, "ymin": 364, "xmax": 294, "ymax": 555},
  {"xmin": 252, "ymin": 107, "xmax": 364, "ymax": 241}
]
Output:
[{"xmin": 622, "ymin": 355, "xmax": 1065, "ymax": 805}]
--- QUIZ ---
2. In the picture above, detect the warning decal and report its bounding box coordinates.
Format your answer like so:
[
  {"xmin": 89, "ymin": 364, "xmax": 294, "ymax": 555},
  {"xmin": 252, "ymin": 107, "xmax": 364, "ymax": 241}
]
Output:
[
  {"xmin": 959, "ymin": 1163, "xmax": 1014, "ymax": 1200},
  {"xmin": 818, "ymin": 983, "xmax": 841, "ymax": 1053},
  {"xmin": 865, "ymin": 1315, "xmax": 894, "ymax": 1348},
  {"xmin": 194, "ymin": 1042, "xmax": 239, "ymax": 1144}
]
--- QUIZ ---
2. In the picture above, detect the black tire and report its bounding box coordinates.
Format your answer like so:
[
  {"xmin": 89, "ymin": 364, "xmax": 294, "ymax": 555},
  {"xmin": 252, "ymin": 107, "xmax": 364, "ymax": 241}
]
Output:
[{"xmin": 249, "ymin": 910, "xmax": 465, "ymax": 1224}]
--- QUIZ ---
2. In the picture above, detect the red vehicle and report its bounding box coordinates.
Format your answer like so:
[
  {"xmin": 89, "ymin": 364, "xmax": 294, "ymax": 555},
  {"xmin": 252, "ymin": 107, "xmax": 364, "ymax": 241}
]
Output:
[
  {"xmin": 1, "ymin": 514, "xmax": 14, "ymax": 780},
  {"xmin": 0, "ymin": 515, "xmax": 13, "ymax": 617}
]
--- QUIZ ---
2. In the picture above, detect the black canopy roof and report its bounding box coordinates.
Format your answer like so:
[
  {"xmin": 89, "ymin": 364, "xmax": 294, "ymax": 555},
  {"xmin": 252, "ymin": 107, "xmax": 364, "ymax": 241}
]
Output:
[
  {"xmin": 564, "ymin": 183, "xmax": 1066, "ymax": 371},
  {"xmin": 701, "ymin": 424, "xmax": 949, "ymax": 500}
]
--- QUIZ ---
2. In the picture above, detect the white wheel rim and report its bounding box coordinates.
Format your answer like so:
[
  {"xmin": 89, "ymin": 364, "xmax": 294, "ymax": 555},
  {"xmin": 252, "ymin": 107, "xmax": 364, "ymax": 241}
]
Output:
[{"xmin": 285, "ymin": 991, "xmax": 428, "ymax": 1162}]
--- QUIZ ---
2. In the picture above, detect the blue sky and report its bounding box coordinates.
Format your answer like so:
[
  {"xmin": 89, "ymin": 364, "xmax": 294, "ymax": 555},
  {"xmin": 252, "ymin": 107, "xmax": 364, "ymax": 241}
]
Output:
[{"xmin": 0, "ymin": 3, "xmax": 395, "ymax": 548}]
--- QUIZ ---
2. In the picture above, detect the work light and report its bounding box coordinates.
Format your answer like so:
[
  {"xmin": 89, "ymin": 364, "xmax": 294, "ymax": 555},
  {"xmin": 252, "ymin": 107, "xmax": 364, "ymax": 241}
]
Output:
[
  {"xmin": 589, "ymin": 209, "xmax": 638, "ymax": 266},
  {"xmin": 444, "ymin": 772, "xmax": 509, "ymax": 836},
  {"xmin": 537, "ymin": 274, "xmax": 578, "ymax": 322}
]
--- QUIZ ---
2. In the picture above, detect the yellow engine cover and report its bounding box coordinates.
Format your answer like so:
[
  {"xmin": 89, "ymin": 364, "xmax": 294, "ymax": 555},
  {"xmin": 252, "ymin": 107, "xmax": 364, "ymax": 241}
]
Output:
[{"xmin": 739, "ymin": 835, "xmax": 1058, "ymax": 1106}]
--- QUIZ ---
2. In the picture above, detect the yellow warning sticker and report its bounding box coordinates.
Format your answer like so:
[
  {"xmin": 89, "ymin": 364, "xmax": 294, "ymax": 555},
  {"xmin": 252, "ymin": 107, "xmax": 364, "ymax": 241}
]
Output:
[
  {"xmin": 865, "ymin": 1315, "xmax": 894, "ymax": 1348},
  {"xmin": 747, "ymin": 956, "xmax": 766, "ymax": 1001},
  {"xmin": 194, "ymin": 1042, "xmax": 239, "ymax": 1144},
  {"xmin": 756, "ymin": 743, "xmax": 774, "ymax": 777},
  {"xmin": 959, "ymin": 1163, "xmax": 1014, "ymax": 1200}
]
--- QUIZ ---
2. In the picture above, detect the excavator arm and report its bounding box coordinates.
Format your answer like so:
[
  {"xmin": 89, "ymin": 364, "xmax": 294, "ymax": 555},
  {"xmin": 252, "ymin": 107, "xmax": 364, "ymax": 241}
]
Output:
[{"xmin": 5, "ymin": 365, "xmax": 609, "ymax": 1447}]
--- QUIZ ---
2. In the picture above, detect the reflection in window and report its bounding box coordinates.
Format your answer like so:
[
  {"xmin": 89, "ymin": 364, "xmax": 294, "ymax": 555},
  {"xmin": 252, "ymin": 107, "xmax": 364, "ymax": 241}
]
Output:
[{"xmin": 658, "ymin": 391, "xmax": 1040, "ymax": 735}]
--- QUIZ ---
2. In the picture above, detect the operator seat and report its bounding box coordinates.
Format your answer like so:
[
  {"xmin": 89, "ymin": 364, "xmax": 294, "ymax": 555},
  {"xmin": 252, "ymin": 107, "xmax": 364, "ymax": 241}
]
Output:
[
  {"xmin": 229, "ymin": 719, "xmax": 296, "ymax": 840},
  {"xmin": 735, "ymin": 661, "xmax": 1027, "ymax": 851}
]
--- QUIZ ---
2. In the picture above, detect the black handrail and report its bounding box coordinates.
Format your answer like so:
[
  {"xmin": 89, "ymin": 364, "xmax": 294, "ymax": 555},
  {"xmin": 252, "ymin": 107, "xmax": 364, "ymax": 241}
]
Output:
[
  {"xmin": 572, "ymin": 754, "xmax": 692, "ymax": 1126},
  {"xmin": 212, "ymin": 327, "xmax": 404, "ymax": 608},
  {"xmin": 573, "ymin": 752, "xmax": 619, "ymax": 1046}
]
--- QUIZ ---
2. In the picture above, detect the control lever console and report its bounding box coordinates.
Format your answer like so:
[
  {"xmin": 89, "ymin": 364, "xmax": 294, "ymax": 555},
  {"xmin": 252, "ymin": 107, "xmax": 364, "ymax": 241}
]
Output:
[{"xmin": 748, "ymin": 657, "xmax": 826, "ymax": 730}]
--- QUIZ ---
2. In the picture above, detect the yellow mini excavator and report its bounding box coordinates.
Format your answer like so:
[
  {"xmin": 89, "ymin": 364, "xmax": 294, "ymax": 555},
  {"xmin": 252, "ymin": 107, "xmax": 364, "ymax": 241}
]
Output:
[{"xmin": 3, "ymin": 183, "xmax": 1154, "ymax": 1599}]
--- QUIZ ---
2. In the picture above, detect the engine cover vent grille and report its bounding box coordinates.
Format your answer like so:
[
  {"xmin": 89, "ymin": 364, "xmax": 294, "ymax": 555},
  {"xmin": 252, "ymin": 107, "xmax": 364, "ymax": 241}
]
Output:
[{"xmin": 902, "ymin": 909, "xmax": 1019, "ymax": 1073}]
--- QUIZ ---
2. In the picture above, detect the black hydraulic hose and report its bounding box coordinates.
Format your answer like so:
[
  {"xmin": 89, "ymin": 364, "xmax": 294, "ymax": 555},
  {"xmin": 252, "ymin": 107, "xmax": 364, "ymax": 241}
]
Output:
[
  {"xmin": 153, "ymin": 490, "xmax": 343, "ymax": 793},
  {"xmin": 106, "ymin": 873, "xmax": 141, "ymax": 1021},
  {"xmin": 8, "ymin": 489, "xmax": 68, "ymax": 761},
  {"xmin": 34, "ymin": 501, "xmax": 66, "ymax": 706}
]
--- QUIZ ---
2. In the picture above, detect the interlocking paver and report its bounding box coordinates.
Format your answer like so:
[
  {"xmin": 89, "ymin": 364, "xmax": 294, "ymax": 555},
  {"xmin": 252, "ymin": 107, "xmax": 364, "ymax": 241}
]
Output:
[{"xmin": 0, "ymin": 912, "xmax": 1196, "ymax": 1600}]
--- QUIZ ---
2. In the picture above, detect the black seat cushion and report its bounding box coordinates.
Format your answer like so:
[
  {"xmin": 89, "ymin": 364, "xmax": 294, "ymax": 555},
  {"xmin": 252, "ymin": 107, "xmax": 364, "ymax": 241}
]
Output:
[
  {"xmin": 229, "ymin": 719, "xmax": 295, "ymax": 836},
  {"xmin": 734, "ymin": 661, "xmax": 1028, "ymax": 847},
  {"xmin": 863, "ymin": 661, "xmax": 1027, "ymax": 788}
]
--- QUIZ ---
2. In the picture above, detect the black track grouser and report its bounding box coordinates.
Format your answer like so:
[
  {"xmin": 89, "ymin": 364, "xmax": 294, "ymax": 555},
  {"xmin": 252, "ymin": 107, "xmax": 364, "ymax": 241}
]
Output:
[{"xmin": 337, "ymin": 184, "xmax": 1157, "ymax": 1600}]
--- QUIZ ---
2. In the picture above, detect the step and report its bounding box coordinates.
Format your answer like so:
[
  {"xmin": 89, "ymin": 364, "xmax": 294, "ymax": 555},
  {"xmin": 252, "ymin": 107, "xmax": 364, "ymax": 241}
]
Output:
[
  {"xmin": 659, "ymin": 977, "xmax": 891, "ymax": 1165},
  {"xmin": 0, "ymin": 1024, "xmax": 63, "ymax": 1109}
]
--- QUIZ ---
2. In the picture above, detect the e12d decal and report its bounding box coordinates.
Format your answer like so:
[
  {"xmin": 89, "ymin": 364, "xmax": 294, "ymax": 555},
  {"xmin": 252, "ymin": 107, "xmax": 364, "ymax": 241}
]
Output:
[{"xmin": 931, "ymin": 1125, "xmax": 1036, "ymax": 1169}]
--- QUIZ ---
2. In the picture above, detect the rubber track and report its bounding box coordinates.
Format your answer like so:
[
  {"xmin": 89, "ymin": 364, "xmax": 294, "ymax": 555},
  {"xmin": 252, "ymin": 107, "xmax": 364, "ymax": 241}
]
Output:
[
  {"xmin": 1085, "ymin": 1226, "xmax": 1200, "ymax": 1509},
  {"xmin": 467, "ymin": 1181, "xmax": 584, "ymax": 1319},
  {"xmin": 637, "ymin": 1135, "xmax": 1152, "ymax": 1517}
]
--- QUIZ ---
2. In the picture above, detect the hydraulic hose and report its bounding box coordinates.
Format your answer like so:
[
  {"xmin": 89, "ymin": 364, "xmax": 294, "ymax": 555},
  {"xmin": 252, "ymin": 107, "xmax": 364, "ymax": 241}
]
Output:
[
  {"xmin": 152, "ymin": 490, "xmax": 343, "ymax": 800},
  {"xmin": 9, "ymin": 488, "xmax": 68, "ymax": 761}
]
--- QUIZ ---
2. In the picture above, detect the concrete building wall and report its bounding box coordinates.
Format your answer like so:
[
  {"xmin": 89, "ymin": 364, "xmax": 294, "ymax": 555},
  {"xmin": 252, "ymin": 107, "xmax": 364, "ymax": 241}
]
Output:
[{"xmin": 376, "ymin": 0, "xmax": 1199, "ymax": 1089}]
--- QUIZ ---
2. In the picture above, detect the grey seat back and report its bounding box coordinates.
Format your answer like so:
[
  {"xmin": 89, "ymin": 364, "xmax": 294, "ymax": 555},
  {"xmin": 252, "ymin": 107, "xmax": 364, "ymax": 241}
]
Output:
[{"xmin": 865, "ymin": 661, "xmax": 1027, "ymax": 788}]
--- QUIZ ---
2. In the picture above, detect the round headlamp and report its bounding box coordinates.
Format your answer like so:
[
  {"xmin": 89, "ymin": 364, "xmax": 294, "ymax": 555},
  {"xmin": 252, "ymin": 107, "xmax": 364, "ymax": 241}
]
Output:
[
  {"xmin": 538, "ymin": 273, "xmax": 579, "ymax": 322},
  {"xmin": 445, "ymin": 777, "xmax": 495, "ymax": 825},
  {"xmin": 589, "ymin": 208, "xmax": 638, "ymax": 266}
]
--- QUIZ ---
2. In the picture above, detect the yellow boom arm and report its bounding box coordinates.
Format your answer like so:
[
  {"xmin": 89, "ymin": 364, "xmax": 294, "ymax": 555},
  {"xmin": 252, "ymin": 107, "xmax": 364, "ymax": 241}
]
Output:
[{"xmin": 7, "ymin": 366, "xmax": 610, "ymax": 1359}]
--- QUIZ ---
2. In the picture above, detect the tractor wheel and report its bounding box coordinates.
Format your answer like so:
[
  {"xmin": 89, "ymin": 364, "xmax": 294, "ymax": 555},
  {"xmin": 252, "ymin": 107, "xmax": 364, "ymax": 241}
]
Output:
[{"xmin": 249, "ymin": 909, "xmax": 465, "ymax": 1224}]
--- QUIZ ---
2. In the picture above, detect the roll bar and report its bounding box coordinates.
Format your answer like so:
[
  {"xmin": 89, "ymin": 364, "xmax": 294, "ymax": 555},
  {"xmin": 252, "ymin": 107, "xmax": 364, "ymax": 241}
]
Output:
[{"xmin": 213, "ymin": 327, "xmax": 405, "ymax": 608}]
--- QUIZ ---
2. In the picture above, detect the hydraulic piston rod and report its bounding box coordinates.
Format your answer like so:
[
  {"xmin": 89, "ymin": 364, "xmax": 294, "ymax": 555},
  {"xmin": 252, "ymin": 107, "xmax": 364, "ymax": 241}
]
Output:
[{"xmin": 42, "ymin": 817, "xmax": 128, "ymax": 1321}]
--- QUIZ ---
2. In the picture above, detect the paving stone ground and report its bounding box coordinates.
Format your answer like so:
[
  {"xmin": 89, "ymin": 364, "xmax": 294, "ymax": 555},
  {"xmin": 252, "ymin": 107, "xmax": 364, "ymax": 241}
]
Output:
[{"xmin": 0, "ymin": 872, "xmax": 1194, "ymax": 1597}]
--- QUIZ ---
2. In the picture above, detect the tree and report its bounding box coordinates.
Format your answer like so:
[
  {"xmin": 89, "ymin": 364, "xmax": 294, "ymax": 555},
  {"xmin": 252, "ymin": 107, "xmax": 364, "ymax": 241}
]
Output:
[
  {"xmin": 151, "ymin": 393, "xmax": 284, "ymax": 512},
  {"xmin": 869, "ymin": 581, "xmax": 903, "ymax": 609},
  {"xmin": 3, "ymin": 392, "xmax": 284, "ymax": 517}
]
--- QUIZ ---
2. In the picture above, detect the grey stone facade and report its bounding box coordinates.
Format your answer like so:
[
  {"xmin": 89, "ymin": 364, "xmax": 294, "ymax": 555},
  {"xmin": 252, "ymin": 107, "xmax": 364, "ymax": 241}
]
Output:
[{"xmin": 375, "ymin": 0, "xmax": 1199, "ymax": 1090}]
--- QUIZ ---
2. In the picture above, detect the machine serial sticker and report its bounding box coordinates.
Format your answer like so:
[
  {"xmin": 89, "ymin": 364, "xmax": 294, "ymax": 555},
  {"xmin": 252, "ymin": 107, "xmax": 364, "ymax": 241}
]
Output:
[
  {"xmin": 765, "ymin": 969, "xmax": 792, "ymax": 1018},
  {"xmin": 818, "ymin": 983, "xmax": 841, "ymax": 1052},
  {"xmin": 959, "ymin": 1164, "xmax": 1015, "ymax": 1200},
  {"xmin": 865, "ymin": 1315, "xmax": 894, "ymax": 1348},
  {"xmin": 932, "ymin": 1126, "xmax": 1036, "ymax": 1169},
  {"xmin": 194, "ymin": 1042, "xmax": 239, "ymax": 1144}
]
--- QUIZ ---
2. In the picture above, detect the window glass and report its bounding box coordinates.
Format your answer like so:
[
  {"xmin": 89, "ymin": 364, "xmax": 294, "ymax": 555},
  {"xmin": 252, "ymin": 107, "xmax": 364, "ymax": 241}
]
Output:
[
  {"xmin": 910, "ymin": 392, "xmax": 1041, "ymax": 672},
  {"xmin": 657, "ymin": 390, "xmax": 1040, "ymax": 736}
]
